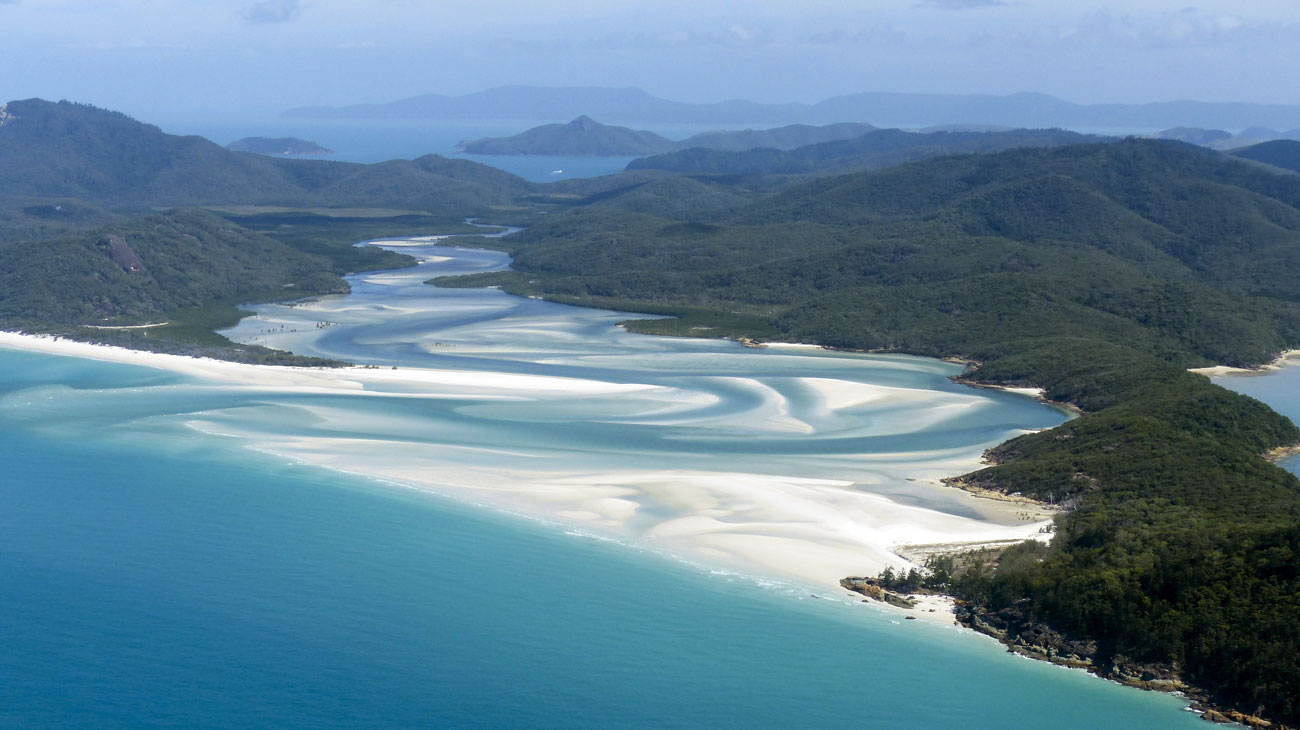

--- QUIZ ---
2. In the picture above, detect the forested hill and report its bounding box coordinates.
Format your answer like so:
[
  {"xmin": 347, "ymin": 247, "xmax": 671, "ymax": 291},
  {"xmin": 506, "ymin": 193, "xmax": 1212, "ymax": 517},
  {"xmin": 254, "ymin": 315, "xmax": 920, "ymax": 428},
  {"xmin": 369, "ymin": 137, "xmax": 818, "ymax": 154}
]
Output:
[
  {"xmin": 459, "ymin": 116, "xmax": 676, "ymax": 156},
  {"xmin": 0, "ymin": 98, "xmax": 534, "ymax": 361},
  {"xmin": 0, "ymin": 208, "xmax": 343, "ymax": 327},
  {"xmin": 0, "ymin": 99, "xmax": 533, "ymax": 213},
  {"xmin": 627, "ymin": 127, "xmax": 1109, "ymax": 174},
  {"xmin": 437, "ymin": 138, "xmax": 1300, "ymax": 726},
  {"xmin": 1232, "ymin": 139, "xmax": 1300, "ymax": 174},
  {"xmin": 458, "ymin": 117, "xmax": 879, "ymax": 156}
]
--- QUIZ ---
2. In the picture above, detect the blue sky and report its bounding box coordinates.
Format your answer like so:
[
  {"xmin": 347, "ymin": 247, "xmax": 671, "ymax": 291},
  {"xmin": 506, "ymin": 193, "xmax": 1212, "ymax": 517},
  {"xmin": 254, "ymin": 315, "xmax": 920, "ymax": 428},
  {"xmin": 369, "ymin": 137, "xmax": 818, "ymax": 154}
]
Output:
[{"xmin": 2, "ymin": 1, "xmax": 1298, "ymax": 121}]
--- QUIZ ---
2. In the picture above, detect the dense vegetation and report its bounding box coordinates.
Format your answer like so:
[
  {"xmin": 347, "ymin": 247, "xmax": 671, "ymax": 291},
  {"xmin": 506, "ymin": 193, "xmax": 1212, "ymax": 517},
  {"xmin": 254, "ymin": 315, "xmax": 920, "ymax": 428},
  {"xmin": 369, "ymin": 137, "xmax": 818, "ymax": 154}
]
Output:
[{"xmin": 438, "ymin": 139, "xmax": 1300, "ymax": 726}]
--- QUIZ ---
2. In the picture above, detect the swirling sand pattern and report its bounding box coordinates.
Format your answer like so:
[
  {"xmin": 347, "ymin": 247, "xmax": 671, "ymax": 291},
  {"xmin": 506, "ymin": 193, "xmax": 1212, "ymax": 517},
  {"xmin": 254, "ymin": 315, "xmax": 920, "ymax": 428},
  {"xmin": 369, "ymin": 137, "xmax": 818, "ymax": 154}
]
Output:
[{"xmin": 0, "ymin": 238, "xmax": 1068, "ymax": 588}]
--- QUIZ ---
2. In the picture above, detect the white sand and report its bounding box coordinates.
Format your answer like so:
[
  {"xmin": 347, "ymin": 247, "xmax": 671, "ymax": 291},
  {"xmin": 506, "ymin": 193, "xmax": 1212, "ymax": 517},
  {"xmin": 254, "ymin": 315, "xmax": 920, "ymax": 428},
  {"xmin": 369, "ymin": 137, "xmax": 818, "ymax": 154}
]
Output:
[
  {"xmin": 1190, "ymin": 349, "xmax": 1300, "ymax": 377},
  {"xmin": 0, "ymin": 331, "xmax": 1056, "ymax": 612}
]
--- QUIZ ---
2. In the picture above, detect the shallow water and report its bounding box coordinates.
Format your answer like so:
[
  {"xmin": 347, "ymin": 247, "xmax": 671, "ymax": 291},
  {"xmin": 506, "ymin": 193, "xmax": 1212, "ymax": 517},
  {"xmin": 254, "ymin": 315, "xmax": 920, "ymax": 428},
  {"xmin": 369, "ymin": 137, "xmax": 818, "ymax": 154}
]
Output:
[
  {"xmin": 0, "ymin": 348, "xmax": 1206, "ymax": 729},
  {"xmin": 215, "ymin": 239, "xmax": 1071, "ymax": 581}
]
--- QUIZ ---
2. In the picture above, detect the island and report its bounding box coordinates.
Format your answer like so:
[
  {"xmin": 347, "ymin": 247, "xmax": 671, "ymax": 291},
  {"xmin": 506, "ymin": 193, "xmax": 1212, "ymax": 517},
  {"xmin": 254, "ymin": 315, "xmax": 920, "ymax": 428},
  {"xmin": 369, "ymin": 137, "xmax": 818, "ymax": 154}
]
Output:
[{"xmin": 457, "ymin": 115, "xmax": 879, "ymax": 157}]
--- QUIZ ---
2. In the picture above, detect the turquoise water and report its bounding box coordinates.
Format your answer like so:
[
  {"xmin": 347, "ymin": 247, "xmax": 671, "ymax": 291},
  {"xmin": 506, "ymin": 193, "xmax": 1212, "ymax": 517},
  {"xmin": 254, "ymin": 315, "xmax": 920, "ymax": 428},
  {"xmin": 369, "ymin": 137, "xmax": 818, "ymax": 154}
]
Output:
[
  {"xmin": 0, "ymin": 238, "xmax": 1210, "ymax": 727},
  {"xmin": 0, "ymin": 349, "xmax": 1207, "ymax": 729}
]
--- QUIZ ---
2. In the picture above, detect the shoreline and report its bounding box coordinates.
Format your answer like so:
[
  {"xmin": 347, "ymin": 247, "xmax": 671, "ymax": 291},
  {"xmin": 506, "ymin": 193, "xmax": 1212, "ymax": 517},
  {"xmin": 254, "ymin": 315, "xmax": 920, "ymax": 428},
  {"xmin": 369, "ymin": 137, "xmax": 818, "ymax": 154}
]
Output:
[
  {"xmin": 1189, "ymin": 349, "xmax": 1300, "ymax": 378},
  {"xmin": 950, "ymin": 375, "xmax": 1085, "ymax": 414}
]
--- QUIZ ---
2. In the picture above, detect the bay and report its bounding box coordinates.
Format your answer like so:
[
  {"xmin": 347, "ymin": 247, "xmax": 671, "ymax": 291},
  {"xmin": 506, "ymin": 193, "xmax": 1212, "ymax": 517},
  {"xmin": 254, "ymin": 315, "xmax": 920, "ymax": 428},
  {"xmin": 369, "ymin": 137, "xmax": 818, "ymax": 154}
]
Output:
[{"xmin": 1212, "ymin": 355, "xmax": 1300, "ymax": 475}]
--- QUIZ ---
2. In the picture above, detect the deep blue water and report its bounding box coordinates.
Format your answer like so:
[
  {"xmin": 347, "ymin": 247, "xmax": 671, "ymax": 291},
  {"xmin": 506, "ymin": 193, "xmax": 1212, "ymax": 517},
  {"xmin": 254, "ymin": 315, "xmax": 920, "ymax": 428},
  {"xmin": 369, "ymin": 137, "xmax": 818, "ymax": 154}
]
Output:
[{"xmin": 0, "ymin": 348, "xmax": 1208, "ymax": 729}]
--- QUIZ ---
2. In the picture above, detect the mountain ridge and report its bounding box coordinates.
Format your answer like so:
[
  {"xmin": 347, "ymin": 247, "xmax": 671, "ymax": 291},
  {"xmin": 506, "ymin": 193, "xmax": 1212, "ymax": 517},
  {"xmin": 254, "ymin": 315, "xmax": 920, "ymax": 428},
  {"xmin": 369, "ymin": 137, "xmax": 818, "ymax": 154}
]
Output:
[
  {"xmin": 285, "ymin": 85, "xmax": 1300, "ymax": 130},
  {"xmin": 458, "ymin": 116, "xmax": 881, "ymax": 156}
]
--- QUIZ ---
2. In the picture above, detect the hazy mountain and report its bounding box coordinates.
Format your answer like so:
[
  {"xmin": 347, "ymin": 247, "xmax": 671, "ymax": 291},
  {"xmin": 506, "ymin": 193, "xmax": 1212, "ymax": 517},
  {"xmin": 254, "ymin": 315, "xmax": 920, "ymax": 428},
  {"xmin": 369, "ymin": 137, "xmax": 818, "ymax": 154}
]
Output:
[
  {"xmin": 674, "ymin": 122, "xmax": 878, "ymax": 152},
  {"xmin": 285, "ymin": 85, "xmax": 1300, "ymax": 130},
  {"xmin": 0, "ymin": 99, "xmax": 533, "ymax": 213},
  {"xmin": 458, "ymin": 117, "xmax": 880, "ymax": 156}
]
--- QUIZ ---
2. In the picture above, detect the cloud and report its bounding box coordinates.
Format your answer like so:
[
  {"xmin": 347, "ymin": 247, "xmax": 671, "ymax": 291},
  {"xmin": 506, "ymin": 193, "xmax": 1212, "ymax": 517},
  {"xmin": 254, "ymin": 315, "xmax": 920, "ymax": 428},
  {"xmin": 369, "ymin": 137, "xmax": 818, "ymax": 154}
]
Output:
[
  {"xmin": 243, "ymin": 0, "xmax": 301, "ymax": 24},
  {"xmin": 1051, "ymin": 9, "xmax": 1274, "ymax": 49},
  {"xmin": 915, "ymin": 0, "xmax": 1008, "ymax": 9}
]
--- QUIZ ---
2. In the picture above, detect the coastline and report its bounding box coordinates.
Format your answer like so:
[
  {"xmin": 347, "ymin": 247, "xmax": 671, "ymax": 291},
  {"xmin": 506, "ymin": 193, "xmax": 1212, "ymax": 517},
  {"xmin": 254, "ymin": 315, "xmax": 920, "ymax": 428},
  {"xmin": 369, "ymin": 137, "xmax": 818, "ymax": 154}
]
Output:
[{"xmin": 0, "ymin": 329, "xmax": 1057, "ymax": 616}]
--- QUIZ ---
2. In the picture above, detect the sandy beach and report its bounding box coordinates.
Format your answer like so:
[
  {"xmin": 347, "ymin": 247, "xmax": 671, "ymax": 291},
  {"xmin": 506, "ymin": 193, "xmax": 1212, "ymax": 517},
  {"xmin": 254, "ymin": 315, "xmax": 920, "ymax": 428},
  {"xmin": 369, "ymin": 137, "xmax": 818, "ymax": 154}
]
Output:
[
  {"xmin": 0, "ymin": 331, "xmax": 1057, "ymax": 623},
  {"xmin": 1189, "ymin": 349, "xmax": 1300, "ymax": 377}
]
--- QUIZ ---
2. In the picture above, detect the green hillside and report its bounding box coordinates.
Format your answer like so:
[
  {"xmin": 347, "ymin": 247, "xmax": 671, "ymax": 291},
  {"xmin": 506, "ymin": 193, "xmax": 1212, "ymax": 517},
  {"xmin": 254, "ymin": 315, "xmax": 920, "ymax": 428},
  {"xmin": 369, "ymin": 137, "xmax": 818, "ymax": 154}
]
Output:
[
  {"xmin": 0, "ymin": 208, "xmax": 352, "ymax": 363},
  {"xmin": 627, "ymin": 127, "xmax": 1106, "ymax": 174},
  {"xmin": 0, "ymin": 98, "xmax": 536, "ymax": 357}
]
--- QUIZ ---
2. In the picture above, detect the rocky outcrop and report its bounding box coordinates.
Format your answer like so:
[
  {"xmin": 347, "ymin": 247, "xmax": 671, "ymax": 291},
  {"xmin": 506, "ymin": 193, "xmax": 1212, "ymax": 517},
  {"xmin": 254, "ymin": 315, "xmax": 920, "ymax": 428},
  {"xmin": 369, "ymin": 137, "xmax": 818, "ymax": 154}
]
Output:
[
  {"xmin": 1193, "ymin": 705, "xmax": 1279, "ymax": 728},
  {"xmin": 840, "ymin": 577, "xmax": 917, "ymax": 609},
  {"xmin": 954, "ymin": 600, "xmax": 1190, "ymax": 692}
]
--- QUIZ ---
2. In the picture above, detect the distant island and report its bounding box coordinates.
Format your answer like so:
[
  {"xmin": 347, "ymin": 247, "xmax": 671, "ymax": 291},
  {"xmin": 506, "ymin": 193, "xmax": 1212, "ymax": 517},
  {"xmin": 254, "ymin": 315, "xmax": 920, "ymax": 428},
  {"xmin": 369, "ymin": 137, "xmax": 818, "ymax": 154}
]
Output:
[
  {"xmin": 226, "ymin": 137, "xmax": 333, "ymax": 156},
  {"xmin": 459, "ymin": 116, "xmax": 676, "ymax": 156},
  {"xmin": 457, "ymin": 116, "xmax": 878, "ymax": 156},
  {"xmin": 285, "ymin": 84, "xmax": 1300, "ymax": 131}
]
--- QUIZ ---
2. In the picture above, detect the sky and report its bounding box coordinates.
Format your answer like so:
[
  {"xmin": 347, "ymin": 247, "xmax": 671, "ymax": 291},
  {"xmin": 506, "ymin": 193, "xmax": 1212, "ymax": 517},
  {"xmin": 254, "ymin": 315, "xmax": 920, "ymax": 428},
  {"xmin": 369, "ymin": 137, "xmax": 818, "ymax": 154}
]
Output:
[{"xmin": 1, "ymin": 0, "xmax": 1298, "ymax": 123}]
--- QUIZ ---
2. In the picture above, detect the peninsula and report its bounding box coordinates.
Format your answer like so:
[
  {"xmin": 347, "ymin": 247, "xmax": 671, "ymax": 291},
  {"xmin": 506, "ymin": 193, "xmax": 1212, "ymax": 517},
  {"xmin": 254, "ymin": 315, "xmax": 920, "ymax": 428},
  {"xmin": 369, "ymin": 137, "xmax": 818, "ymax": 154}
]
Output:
[{"xmin": 226, "ymin": 136, "xmax": 334, "ymax": 156}]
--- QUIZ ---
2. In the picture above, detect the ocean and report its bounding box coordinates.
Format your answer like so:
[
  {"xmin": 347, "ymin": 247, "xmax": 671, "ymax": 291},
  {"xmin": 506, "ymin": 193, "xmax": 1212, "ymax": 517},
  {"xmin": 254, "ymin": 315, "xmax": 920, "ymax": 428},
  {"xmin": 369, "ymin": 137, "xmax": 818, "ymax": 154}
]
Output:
[{"xmin": 154, "ymin": 117, "xmax": 741, "ymax": 182}]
